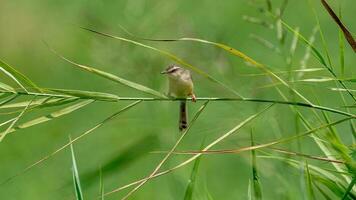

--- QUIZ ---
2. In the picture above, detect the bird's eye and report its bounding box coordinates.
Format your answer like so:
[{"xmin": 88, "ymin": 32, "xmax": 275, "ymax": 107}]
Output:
[{"xmin": 168, "ymin": 68, "xmax": 178, "ymax": 73}]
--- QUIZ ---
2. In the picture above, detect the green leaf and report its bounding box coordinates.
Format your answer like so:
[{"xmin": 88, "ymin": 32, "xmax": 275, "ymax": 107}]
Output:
[
  {"xmin": 70, "ymin": 137, "xmax": 84, "ymax": 200},
  {"xmin": 0, "ymin": 97, "xmax": 33, "ymax": 142},
  {"xmin": 99, "ymin": 169, "xmax": 104, "ymax": 200},
  {"xmin": 260, "ymin": 155, "xmax": 349, "ymax": 198},
  {"xmin": 0, "ymin": 82, "xmax": 16, "ymax": 93},
  {"xmin": 183, "ymin": 140, "xmax": 205, "ymax": 200},
  {"xmin": 104, "ymin": 104, "xmax": 273, "ymax": 197},
  {"xmin": 80, "ymin": 27, "xmax": 243, "ymax": 98},
  {"xmin": 115, "ymin": 25, "xmax": 312, "ymax": 104},
  {"xmin": 342, "ymin": 177, "xmax": 356, "ymax": 200},
  {"xmin": 46, "ymin": 44, "xmax": 167, "ymax": 98},
  {"xmin": 0, "ymin": 100, "xmax": 93, "ymax": 136},
  {"xmin": 0, "ymin": 59, "xmax": 42, "ymax": 93},
  {"xmin": 250, "ymin": 131, "xmax": 262, "ymax": 200},
  {"xmin": 304, "ymin": 161, "xmax": 316, "ymax": 200},
  {"xmin": 0, "ymin": 101, "xmax": 141, "ymax": 185},
  {"xmin": 48, "ymin": 88, "xmax": 119, "ymax": 101},
  {"xmin": 278, "ymin": 16, "xmax": 356, "ymax": 102},
  {"xmin": 0, "ymin": 96, "xmax": 78, "ymax": 109},
  {"xmin": 247, "ymin": 179, "xmax": 253, "ymax": 200},
  {"xmin": 0, "ymin": 94, "xmax": 17, "ymax": 107}
]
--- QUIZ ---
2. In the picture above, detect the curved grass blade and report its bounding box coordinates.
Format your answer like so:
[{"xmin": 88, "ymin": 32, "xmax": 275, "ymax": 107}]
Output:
[
  {"xmin": 0, "ymin": 100, "xmax": 93, "ymax": 137},
  {"xmin": 0, "ymin": 98, "xmax": 33, "ymax": 142},
  {"xmin": 116, "ymin": 25, "xmax": 312, "ymax": 104},
  {"xmin": 104, "ymin": 104, "xmax": 273, "ymax": 197},
  {"xmin": 276, "ymin": 16, "xmax": 356, "ymax": 102},
  {"xmin": 188, "ymin": 118, "xmax": 350, "ymax": 155},
  {"xmin": 0, "ymin": 101, "xmax": 141, "ymax": 186},
  {"xmin": 0, "ymin": 59, "xmax": 42, "ymax": 93},
  {"xmin": 79, "ymin": 27, "xmax": 243, "ymax": 98},
  {"xmin": 45, "ymin": 43, "xmax": 167, "ymax": 99},
  {"xmin": 121, "ymin": 101, "xmax": 209, "ymax": 200},
  {"xmin": 259, "ymin": 155, "xmax": 350, "ymax": 198},
  {"xmin": 70, "ymin": 137, "xmax": 84, "ymax": 200}
]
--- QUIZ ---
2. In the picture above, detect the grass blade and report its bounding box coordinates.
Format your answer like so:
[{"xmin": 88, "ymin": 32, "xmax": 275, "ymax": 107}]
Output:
[
  {"xmin": 121, "ymin": 101, "xmax": 209, "ymax": 200},
  {"xmin": 247, "ymin": 179, "xmax": 252, "ymax": 200},
  {"xmin": 99, "ymin": 169, "xmax": 104, "ymax": 200},
  {"xmin": 0, "ymin": 59, "xmax": 42, "ymax": 93},
  {"xmin": 277, "ymin": 16, "xmax": 356, "ymax": 102},
  {"xmin": 70, "ymin": 137, "xmax": 84, "ymax": 200},
  {"xmin": 46, "ymin": 44, "xmax": 167, "ymax": 98},
  {"xmin": 0, "ymin": 94, "xmax": 18, "ymax": 107},
  {"xmin": 48, "ymin": 88, "xmax": 120, "ymax": 101},
  {"xmin": 183, "ymin": 140, "xmax": 205, "ymax": 200},
  {"xmin": 0, "ymin": 82, "xmax": 16, "ymax": 93},
  {"xmin": 81, "ymin": 135, "xmax": 158, "ymax": 187},
  {"xmin": 104, "ymin": 104, "xmax": 273, "ymax": 197},
  {"xmin": 304, "ymin": 161, "xmax": 316, "ymax": 200},
  {"xmin": 320, "ymin": 0, "xmax": 356, "ymax": 52},
  {"xmin": 342, "ymin": 176, "xmax": 356, "ymax": 200},
  {"xmin": 338, "ymin": 6, "xmax": 345, "ymax": 77},
  {"xmin": 298, "ymin": 27, "xmax": 318, "ymax": 79},
  {"xmin": 308, "ymin": 0, "xmax": 333, "ymax": 68},
  {"xmin": 0, "ymin": 96, "xmax": 77, "ymax": 109},
  {"xmin": 260, "ymin": 155, "xmax": 351, "ymax": 198},
  {"xmin": 250, "ymin": 130, "xmax": 262, "ymax": 200},
  {"xmin": 0, "ymin": 100, "xmax": 93, "ymax": 137},
  {"xmin": 80, "ymin": 27, "xmax": 243, "ymax": 98},
  {"xmin": 164, "ymin": 118, "xmax": 351, "ymax": 159},
  {"xmin": 0, "ymin": 98, "xmax": 33, "ymax": 142},
  {"xmin": 0, "ymin": 101, "xmax": 141, "ymax": 185},
  {"xmin": 117, "ymin": 25, "xmax": 313, "ymax": 104}
]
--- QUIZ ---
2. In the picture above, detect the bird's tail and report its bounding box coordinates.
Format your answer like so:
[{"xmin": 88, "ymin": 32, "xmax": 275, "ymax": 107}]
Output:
[{"xmin": 179, "ymin": 101, "xmax": 188, "ymax": 131}]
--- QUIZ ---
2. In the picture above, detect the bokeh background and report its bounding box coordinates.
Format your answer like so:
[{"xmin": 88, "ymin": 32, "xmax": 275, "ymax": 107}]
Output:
[{"xmin": 0, "ymin": 0, "xmax": 355, "ymax": 199}]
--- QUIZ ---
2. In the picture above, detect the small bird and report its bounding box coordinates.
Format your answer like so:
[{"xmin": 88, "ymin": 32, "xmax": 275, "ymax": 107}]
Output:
[{"xmin": 161, "ymin": 64, "xmax": 196, "ymax": 131}]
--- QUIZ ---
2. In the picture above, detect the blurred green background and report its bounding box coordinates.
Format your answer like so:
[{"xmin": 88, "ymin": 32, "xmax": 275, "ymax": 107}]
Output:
[{"xmin": 0, "ymin": 0, "xmax": 355, "ymax": 199}]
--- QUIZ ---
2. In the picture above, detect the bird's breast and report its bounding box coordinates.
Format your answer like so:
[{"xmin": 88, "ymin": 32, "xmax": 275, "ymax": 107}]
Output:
[{"xmin": 168, "ymin": 78, "xmax": 193, "ymax": 97}]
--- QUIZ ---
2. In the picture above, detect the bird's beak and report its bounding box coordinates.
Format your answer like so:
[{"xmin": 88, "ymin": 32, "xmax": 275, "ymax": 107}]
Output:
[{"xmin": 160, "ymin": 70, "xmax": 167, "ymax": 74}]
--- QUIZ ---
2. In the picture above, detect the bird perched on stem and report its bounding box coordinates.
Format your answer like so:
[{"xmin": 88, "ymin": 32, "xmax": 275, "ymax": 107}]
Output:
[{"xmin": 161, "ymin": 64, "xmax": 196, "ymax": 131}]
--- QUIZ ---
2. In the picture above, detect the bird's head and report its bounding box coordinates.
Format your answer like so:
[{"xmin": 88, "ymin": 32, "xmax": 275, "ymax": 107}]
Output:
[{"xmin": 160, "ymin": 64, "xmax": 184, "ymax": 79}]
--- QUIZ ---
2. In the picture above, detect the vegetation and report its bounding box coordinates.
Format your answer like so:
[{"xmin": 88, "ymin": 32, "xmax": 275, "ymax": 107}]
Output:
[{"xmin": 0, "ymin": 0, "xmax": 355, "ymax": 199}]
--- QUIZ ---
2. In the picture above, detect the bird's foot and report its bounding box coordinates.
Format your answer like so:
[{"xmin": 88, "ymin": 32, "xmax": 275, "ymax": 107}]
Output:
[{"xmin": 191, "ymin": 93, "xmax": 196, "ymax": 102}]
